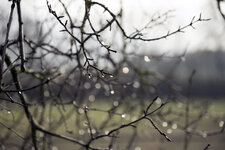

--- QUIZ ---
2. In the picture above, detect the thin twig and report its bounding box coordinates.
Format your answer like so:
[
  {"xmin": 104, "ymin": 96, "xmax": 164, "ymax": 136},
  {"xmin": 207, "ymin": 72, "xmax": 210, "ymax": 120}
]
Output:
[
  {"xmin": 0, "ymin": 122, "xmax": 25, "ymax": 140},
  {"xmin": 16, "ymin": 0, "xmax": 26, "ymax": 72},
  {"xmin": 0, "ymin": 0, "xmax": 15, "ymax": 89},
  {"xmin": 203, "ymin": 144, "xmax": 210, "ymax": 150}
]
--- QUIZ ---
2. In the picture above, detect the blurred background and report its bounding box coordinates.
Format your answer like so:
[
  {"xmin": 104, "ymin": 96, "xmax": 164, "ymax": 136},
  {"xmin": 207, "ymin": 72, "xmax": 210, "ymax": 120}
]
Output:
[{"xmin": 0, "ymin": 0, "xmax": 225, "ymax": 150}]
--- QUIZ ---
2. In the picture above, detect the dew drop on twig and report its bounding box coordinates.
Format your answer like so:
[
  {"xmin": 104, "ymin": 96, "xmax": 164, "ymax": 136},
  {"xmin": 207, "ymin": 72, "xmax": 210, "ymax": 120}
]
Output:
[
  {"xmin": 122, "ymin": 114, "xmax": 126, "ymax": 118},
  {"xmin": 144, "ymin": 56, "xmax": 151, "ymax": 62},
  {"xmin": 105, "ymin": 130, "xmax": 109, "ymax": 135},
  {"xmin": 155, "ymin": 97, "xmax": 162, "ymax": 105},
  {"xmin": 88, "ymin": 73, "xmax": 92, "ymax": 78}
]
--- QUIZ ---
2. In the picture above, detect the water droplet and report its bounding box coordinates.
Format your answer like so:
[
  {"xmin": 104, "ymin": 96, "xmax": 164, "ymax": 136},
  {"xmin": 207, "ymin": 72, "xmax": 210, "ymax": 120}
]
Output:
[
  {"xmin": 83, "ymin": 121, "xmax": 88, "ymax": 127},
  {"xmin": 144, "ymin": 56, "xmax": 151, "ymax": 62},
  {"xmin": 79, "ymin": 129, "xmax": 85, "ymax": 135},
  {"xmin": 162, "ymin": 122, "xmax": 168, "ymax": 127},
  {"xmin": 110, "ymin": 90, "xmax": 115, "ymax": 95},
  {"xmin": 83, "ymin": 105, "xmax": 89, "ymax": 111},
  {"xmin": 202, "ymin": 132, "xmax": 207, "ymax": 138},
  {"xmin": 180, "ymin": 56, "xmax": 186, "ymax": 62},
  {"xmin": 135, "ymin": 146, "xmax": 141, "ymax": 150},
  {"xmin": 219, "ymin": 121, "xmax": 224, "ymax": 127},
  {"xmin": 88, "ymin": 95, "xmax": 95, "ymax": 102},
  {"xmin": 101, "ymin": 41, "xmax": 105, "ymax": 45},
  {"xmin": 133, "ymin": 81, "xmax": 140, "ymax": 88},
  {"xmin": 122, "ymin": 67, "xmax": 129, "ymax": 74},
  {"xmin": 95, "ymin": 83, "xmax": 101, "ymax": 89},
  {"xmin": 87, "ymin": 129, "xmax": 91, "ymax": 133},
  {"xmin": 91, "ymin": 129, "xmax": 96, "ymax": 134},
  {"xmin": 7, "ymin": 111, "xmax": 11, "ymax": 114},
  {"xmin": 113, "ymin": 101, "xmax": 119, "ymax": 107},
  {"xmin": 172, "ymin": 123, "xmax": 177, "ymax": 129},
  {"xmin": 84, "ymin": 82, "xmax": 91, "ymax": 89},
  {"xmin": 110, "ymin": 75, "xmax": 114, "ymax": 78},
  {"xmin": 122, "ymin": 114, "xmax": 126, "ymax": 118},
  {"xmin": 105, "ymin": 130, "xmax": 109, "ymax": 134},
  {"xmin": 167, "ymin": 129, "xmax": 173, "ymax": 134},
  {"xmin": 88, "ymin": 73, "xmax": 92, "ymax": 78},
  {"xmin": 73, "ymin": 100, "xmax": 77, "ymax": 105},
  {"xmin": 78, "ymin": 108, "xmax": 84, "ymax": 114},
  {"xmin": 52, "ymin": 146, "xmax": 58, "ymax": 150},
  {"xmin": 155, "ymin": 98, "xmax": 161, "ymax": 105},
  {"xmin": 18, "ymin": 91, "xmax": 22, "ymax": 95}
]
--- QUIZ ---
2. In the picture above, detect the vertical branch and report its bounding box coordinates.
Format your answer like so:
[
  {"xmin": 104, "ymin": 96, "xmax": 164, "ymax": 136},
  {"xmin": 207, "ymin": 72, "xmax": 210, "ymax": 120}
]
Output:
[
  {"xmin": 0, "ymin": 0, "xmax": 15, "ymax": 89},
  {"xmin": 16, "ymin": 0, "xmax": 26, "ymax": 72},
  {"xmin": 84, "ymin": 107, "xmax": 93, "ymax": 140},
  {"xmin": 184, "ymin": 69, "xmax": 196, "ymax": 150},
  {"xmin": 4, "ymin": 54, "xmax": 38, "ymax": 150},
  {"xmin": 125, "ymin": 128, "xmax": 137, "ymax": 150}
]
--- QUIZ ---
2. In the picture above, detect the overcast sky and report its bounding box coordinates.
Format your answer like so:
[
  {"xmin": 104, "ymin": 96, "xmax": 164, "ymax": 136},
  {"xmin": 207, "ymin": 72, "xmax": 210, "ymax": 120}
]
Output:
[{"xmin": 1, "ymin": 0, "xmax": 225, "ymax": 54}]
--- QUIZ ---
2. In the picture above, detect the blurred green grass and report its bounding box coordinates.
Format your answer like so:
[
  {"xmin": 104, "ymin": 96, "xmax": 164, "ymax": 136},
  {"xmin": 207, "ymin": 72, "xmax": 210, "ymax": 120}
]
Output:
[{"xmin": 0, "ymin": 99, "xmax": 225, "ymax": 150}]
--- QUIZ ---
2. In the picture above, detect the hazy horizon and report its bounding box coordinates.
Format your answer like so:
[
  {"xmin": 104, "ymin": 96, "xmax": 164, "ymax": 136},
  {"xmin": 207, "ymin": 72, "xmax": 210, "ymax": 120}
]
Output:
[{"xmin": 1, "ymin": 0, "xmax": 225, "ymax": 54}]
